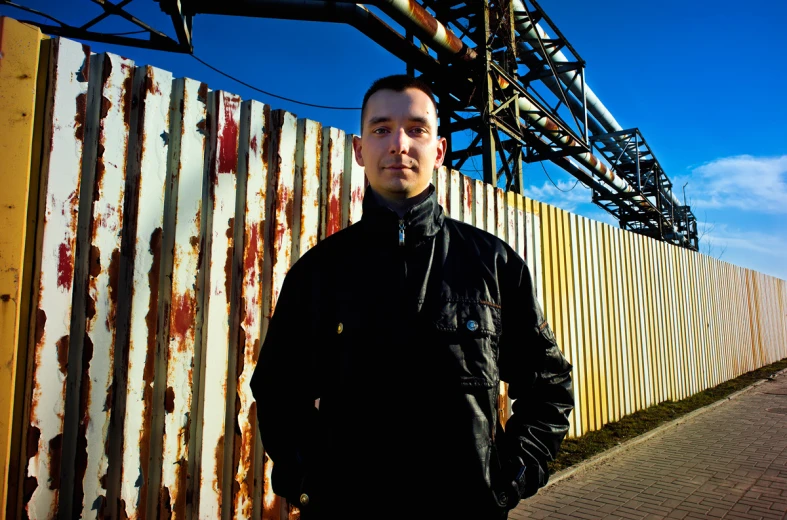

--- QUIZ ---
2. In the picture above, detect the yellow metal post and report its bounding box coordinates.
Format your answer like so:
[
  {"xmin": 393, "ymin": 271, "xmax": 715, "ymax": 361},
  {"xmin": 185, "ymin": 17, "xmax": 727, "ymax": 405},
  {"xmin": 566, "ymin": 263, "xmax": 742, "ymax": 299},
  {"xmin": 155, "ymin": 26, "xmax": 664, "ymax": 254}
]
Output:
[{"xmin": 0, "ymin": 17, "xmax": 45, "ymax": 518}]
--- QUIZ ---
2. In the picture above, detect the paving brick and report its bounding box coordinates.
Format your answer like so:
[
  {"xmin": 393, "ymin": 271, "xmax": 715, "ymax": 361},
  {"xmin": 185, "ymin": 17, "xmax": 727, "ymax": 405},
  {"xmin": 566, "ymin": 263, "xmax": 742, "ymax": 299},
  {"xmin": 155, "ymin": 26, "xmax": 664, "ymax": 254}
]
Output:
[{"xmin": 510, "ymin": 374, "xmax": 787, "ymax": 520}]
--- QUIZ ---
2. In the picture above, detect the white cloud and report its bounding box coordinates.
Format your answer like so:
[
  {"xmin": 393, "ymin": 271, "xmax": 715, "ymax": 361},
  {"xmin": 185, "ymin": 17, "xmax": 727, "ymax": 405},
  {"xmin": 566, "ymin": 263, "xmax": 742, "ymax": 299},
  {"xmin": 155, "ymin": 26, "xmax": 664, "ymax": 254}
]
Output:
[
  {"xmin": 690, "ymin": 155, "xmax": 787, "ymax": 214},
  {"xmin": 696, "ymin": 222, "xmax": 787, "ymax": 280}
]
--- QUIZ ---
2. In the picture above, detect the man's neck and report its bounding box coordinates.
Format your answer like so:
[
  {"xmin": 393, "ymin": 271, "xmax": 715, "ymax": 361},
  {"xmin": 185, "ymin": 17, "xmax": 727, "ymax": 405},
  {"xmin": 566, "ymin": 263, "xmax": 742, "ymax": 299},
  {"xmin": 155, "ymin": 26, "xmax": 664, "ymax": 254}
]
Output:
[{"xmin": 371, "ymin": 186, "xmax": 431, "ymax": 218}]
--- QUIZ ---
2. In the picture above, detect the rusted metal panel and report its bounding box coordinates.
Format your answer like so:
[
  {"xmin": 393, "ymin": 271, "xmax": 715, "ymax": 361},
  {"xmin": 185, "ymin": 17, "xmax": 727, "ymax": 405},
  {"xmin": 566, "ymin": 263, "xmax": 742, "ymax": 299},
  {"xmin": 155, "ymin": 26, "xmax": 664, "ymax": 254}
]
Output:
[
  {"xmin": 461, "ymin": 174, "xmax": 473, "ymax": 226},
  {"xmin": 343, "ymin": 136, "xmax": 365, "ymax": 227},
  {"xmin": 158, "ymin": 77, "xmax": 208, "ymax": 520},
  {"xmin": 515, "ymin": 194, "xmax": 525, "ymax": 261},
  {"xmin": 485, "ymin": 184, "xmax": 495, "ymax": 235},
  {"xmin": 448, "ymin": 169, "xmax": 460, "ymax": 221},
  {"xmin": 25, "ymin": 37, "xmax": 89, "ymax": 520},
  {"xmin": 435, "ymin": 165, "xmax": 448, "ymax": 212},
  {"xmin": 494, "ymin": 187, "xmax": 505, "ymax": 240},
  {"xmin": 118, "ymin": 64, "xmax": 173, "ymax": 520},
  {"xmin": 261, "ymin": 109, "xmax": 298, "ymax": 519},
  {"xmin": 74, "ymin": 51, "xmax": 134, "ymax": 518},
  {"xmin": 474, "ymin": 179, "xmax": 484, "ymax": 230},
  {"xmin": 197, "ymin": 90, "xmax": 241, "ymax": 519},
  {"xmin": 320, "ymin": 127, "xmax": 343, "ymax": 239},
  {"xmin": 231, "ymin": 100, "xmax": 269, "ymax": 520},
  {"xmin": 293, "ymin": 119, "xmax": 321, "ymax": 261},
  {"xmin": 505, "ymin": 191, "xmax": 517, "ymax": 252}
]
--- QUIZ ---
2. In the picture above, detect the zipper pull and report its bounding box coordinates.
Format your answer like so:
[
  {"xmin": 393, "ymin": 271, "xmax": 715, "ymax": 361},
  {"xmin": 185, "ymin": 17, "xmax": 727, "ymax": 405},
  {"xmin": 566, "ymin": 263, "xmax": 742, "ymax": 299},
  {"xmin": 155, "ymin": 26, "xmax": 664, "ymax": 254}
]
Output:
[{"xmin": 398, "ymin": 219, "xmax": 405, "ymax": 247}]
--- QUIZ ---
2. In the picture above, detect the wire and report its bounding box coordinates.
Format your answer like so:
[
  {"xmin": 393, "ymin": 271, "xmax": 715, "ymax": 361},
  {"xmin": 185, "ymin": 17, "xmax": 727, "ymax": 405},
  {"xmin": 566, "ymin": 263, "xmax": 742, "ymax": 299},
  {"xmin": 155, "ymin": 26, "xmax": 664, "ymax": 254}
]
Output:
[
  {"xmin": 0, "ymin": 0, "xmax": 67, "ymax": 26},
  {"xmin": 105, "ymin": 30, "xmax": 147, "ymax": 36},
  {"xmin": 190, "ymin": 54, "xmax": 361, "ymax": 111},
  {"xmin": 541, "ymin": 161, "xmax": 579, "ymax": 192}
]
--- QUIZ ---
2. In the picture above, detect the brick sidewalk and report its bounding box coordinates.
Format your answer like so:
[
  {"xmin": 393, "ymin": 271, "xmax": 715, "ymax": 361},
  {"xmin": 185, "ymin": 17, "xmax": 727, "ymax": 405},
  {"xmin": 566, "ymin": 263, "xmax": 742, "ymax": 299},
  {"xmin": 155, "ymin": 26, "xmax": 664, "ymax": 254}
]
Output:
[{"xmin": 513, "ymin": 371, "xmax": 787, "ymax": 519}]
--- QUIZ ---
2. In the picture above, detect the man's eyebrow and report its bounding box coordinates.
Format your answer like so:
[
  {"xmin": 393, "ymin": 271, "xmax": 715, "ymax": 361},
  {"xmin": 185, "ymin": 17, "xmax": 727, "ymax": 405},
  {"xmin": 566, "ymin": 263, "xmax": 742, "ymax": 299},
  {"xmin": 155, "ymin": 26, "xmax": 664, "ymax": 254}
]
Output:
[
  {"xmin": 366, "ymin": 115, "xmax": 433, "ymax": 127},
  {"xmin": 367, "ymin": 116, "xmax": 391, "ymax": 126}
]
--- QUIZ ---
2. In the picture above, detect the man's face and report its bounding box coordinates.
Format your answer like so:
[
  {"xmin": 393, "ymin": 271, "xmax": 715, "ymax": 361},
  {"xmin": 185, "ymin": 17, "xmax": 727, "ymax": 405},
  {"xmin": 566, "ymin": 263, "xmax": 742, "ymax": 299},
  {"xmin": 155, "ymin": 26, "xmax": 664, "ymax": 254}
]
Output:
[{"xmin": 353, "ymin": 88, "xmax": 447, "ymax": 201}]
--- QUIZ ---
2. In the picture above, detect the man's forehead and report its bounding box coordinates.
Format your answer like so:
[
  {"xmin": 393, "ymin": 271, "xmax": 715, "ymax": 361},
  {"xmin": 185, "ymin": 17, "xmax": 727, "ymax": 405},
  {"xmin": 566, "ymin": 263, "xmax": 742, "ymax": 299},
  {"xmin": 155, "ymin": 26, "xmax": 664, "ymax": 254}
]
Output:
[{"xmin": 364, "ymin": 88, "xmax": 437, "ymax": 121}]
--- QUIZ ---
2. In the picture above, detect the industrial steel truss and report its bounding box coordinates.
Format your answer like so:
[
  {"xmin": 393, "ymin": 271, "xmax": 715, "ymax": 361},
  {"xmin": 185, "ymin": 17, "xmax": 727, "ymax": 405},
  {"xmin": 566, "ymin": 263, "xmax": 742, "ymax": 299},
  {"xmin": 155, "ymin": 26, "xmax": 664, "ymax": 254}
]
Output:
[{"xmin": 3, "ymin": 0, "xmax": 699, "ymax": 250}]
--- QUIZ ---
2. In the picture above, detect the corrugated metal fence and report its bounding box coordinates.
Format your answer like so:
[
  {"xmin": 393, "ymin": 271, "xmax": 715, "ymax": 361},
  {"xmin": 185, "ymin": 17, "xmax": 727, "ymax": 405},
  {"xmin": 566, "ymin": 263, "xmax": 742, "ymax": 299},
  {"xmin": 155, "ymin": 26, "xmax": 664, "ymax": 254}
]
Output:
[{"xmin": 5, "ymin": 30, "xmax": 787, "ymax": 519}]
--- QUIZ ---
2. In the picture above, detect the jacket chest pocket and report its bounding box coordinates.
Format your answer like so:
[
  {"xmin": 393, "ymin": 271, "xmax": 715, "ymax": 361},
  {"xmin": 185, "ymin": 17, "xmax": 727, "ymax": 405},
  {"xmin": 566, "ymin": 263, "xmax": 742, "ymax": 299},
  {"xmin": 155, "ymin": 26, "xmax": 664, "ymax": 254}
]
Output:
[{"xmin": 433, "ymin": 300, "xmax": 502, "ymax": 388}]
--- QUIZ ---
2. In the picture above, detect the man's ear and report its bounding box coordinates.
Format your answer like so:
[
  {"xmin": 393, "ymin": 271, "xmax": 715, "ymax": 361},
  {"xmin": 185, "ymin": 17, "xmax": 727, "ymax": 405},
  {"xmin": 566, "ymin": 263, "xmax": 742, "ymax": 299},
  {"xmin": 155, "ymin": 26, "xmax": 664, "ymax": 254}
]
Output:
[
  {"xmin": 434, "ymin": 136, "xmax": 447, "ymax": 168},
  {"xmin": 352, "ymin": 135, "xmax": 365, "ymax": 167}
]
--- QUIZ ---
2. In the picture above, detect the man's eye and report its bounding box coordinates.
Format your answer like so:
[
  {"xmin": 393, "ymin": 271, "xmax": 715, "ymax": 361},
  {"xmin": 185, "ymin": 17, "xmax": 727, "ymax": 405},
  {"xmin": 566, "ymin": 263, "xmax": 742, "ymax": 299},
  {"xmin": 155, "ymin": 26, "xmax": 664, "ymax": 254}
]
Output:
[
  {"xmin": 410, "ymin": 128, "xmax": 427, "ymax": 135},
  {"xmin": 372, "ymin": 127, "xmax": 388, "ymax": 134}
]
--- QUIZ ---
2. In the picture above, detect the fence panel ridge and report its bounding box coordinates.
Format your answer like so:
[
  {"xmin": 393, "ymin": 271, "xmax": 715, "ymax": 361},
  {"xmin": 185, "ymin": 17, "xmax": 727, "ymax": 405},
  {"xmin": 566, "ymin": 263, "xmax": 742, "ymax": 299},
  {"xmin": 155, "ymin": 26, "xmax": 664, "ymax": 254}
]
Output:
[
  {"xmin": 118, "ymin": 63, "xmax": 173, "ymax": 520},
  {"xmin": 195, "ymin": 89, "xmax": 242, "ymax": 519},
  {"xmin": 70, "ymin": 51, "xmax": 135, "ymax": 518},
  {"xmin": 157, "ymin": 77, "xmax": 209, "ymax": 519},
  {"xmin": 24, "ymin": 37, "xmax": 90, "ymax": 520}
]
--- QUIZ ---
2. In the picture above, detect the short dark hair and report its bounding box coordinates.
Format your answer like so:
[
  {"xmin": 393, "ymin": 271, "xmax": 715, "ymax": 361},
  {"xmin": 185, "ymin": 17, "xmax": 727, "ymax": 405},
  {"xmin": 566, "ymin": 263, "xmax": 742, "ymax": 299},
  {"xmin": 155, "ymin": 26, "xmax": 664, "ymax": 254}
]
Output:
[{"xmin": 360, "ymin": 74, "xmax": 438, "ymax": 132}]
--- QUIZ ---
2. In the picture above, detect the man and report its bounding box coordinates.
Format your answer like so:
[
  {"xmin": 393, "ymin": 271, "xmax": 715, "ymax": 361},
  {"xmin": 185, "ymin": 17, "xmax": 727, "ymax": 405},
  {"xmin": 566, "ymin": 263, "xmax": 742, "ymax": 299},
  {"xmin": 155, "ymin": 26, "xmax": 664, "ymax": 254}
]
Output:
[{"xmin": 251, "ymin": 75, "xmax": 574, "ymax": 519}]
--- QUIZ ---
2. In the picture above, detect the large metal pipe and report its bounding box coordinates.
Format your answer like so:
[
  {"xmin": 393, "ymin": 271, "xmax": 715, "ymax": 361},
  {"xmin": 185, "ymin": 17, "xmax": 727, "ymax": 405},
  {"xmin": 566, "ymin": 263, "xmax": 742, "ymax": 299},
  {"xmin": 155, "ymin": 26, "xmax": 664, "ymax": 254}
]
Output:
[
  {"xmin": 362, "ymin": 0, "xmax": 680, "ymax": 237},
  {"xmin": 509, "ymin": 0, "xmax": 684, "ymax": 211},
  {"xmin": 191, "ymin": 1, "xmax": 443, "ymax": 74}
]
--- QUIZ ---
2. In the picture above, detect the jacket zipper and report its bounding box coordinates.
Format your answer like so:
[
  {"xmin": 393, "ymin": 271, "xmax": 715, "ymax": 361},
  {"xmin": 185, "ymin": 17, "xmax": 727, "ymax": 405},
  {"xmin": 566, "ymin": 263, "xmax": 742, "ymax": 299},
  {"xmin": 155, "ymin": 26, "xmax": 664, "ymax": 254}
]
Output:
[{"xmin": 398, "ymin": 219, "xmax": 405, "ymax": 247}]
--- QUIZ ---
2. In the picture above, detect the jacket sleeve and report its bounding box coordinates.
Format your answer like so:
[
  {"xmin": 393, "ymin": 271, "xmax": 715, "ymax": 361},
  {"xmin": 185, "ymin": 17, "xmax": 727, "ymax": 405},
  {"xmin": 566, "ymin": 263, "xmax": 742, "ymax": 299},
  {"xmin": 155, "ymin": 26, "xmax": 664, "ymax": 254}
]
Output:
[
  {"xmin": 498, "ymin": 257, "xmax": 575, "ymax": 498},
  {"xmin": 250, "ymin": 263, "xmax": 319, "ymax": 503}
]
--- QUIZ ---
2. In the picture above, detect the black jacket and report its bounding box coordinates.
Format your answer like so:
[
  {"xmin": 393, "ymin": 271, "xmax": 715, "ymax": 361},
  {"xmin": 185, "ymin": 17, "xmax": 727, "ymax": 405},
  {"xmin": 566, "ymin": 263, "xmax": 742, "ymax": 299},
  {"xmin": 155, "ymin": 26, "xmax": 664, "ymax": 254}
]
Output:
[{"xmin": 251, "ymin": 185, "xmax": 574, "ymax": 519}]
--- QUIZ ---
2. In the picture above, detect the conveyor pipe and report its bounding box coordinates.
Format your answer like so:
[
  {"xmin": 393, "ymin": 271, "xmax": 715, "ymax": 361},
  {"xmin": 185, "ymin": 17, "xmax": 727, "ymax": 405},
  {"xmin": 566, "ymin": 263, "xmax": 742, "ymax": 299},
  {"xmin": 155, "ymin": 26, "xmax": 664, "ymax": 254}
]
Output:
[
  {"xmin": 363, "ymin": 0, "xmax": 680, "ymax": 237},
  {"xmin": 509, "ymin": 0, "xmax": 684, "ymax": 211}
]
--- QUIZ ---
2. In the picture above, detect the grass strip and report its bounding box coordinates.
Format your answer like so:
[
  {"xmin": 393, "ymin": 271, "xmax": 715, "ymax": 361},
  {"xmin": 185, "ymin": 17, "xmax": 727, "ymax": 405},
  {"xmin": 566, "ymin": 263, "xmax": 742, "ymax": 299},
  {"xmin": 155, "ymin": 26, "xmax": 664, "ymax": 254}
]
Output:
[{"xmin": 548, "ymin": 357, "xmax": 787, "ymax": 474}]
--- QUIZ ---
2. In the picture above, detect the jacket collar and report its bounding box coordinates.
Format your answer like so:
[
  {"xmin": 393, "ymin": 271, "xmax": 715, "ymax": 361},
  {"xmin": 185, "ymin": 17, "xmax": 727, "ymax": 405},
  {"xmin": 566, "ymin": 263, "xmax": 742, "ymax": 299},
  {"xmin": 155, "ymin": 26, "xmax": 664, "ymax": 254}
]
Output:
[{"xmin": 360, "ymin": 184, "xmax": 444, "ymax": 246}]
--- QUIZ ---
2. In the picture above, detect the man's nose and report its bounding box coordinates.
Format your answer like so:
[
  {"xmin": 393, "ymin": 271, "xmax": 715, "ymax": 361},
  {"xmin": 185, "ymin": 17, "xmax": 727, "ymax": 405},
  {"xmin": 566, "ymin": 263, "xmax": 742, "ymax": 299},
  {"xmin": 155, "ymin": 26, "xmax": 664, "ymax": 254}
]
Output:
[{"xmin": 389, "ymin": 128, "xmax": 409, "ymax": 154}]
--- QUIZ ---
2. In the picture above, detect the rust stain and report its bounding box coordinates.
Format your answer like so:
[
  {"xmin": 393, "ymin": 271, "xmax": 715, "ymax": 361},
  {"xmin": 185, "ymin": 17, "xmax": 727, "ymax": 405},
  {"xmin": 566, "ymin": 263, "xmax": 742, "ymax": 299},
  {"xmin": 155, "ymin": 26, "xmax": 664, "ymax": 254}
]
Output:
[
  {"xmin": 101, "ymin": 53, "xmax": 113, "ymax": 86},
  {"xmin": 73, "ymin": 333, "xmax": 94, "ymax": 514},
  {"xmin": 94, "ymin": 143, "xmax": 106, "ymax": 205},
  {"xmin": 56, "ymin": 335, "xmax": 69, "ymax": 376},
  {"xmin": 407, "ymin": 0, "xmax": 464, "ymax": 54},
  {"xmin": 123, "ymin": 74, "xmax": 133, "ymax": 125},
  {"xmin": 139, "ymin": 228, "xmax": 162, "ymax": 520},
  {"xmin": 75, "ymin": 92, "xmax": 87, "ymax": 142},
  {"xmin": 197, "ymin": 82, "xmax": 208, "ymax": 104},
  {"xmin": 23, "ymin": 426, "xmax": 40, "ymax": 508},
  {"xmin": 86, "ymin": 293, "xmax": 96, "ymax": 322},
  {"xmin": 283, "ymin": 187, "xmax": 294, "ymax": 242},
  {"xmin": 225, "ymin": 217, "xmax": 235, "ymax": 302},
  {"xmin": 89, "ymin": 245, "xmax": 102, "ymax": 278},
  {"xmin": 119, "ymin": 499, "xmax": 129, "ymax": 520},
  {"xmin": 214, "ymin": 434, "xmax": 225, "ymax": 513},
  {"xmin": 327, "ymin": 185, "xmax": 342, "ymax": 237},
  {"xmin": 173, "ymin": 413, "xmax": 191, "ymax": 515},
  {"xmin": 218, "ymin": 96, "xmax": 240, "ymax": 175},
  {"xmin": 243, "ymin": 222, "xmax": 259, "ymax": 275},
  {"xmin": 145, "ymin": 72, "xmax": 161, "ymax": 96},
  {"xmin": 158, "ymin": 487, "xmax": 172, "ymax": 520},
  {"xmin": 261, "ymin": 105, "xmax": 271, "ymax": 169},
  {"xmin": 79, "ymin": 46, "xmax": 91, "ymax": 82},
  {"xmin": 107, "ymin": 248, "xmax": 120, "ymax": 326},
  {"xmin": 57, "ymin": 242, "xmax": 74, "ymax": 290},
  {"xmin": 104, "ymin": 378, "xmax": 113, "ymax": 412},
  {"xmin": 250, "ymin": 135, "xmax": 258, "ymax": 153},
  {"xmin": 47, "ymin": 433, "xmax": 63, "ymax": 491},
  {"xmin": 170, "ymin": 293, "xmax": 196, "ymax": 348},
  {"xmin": 100, "ymin": 96, "xmax": 112, "ymax": 121},
  {"xmin": 164, "ymin": 387, "xmax": 174, "ymax": 414},
  {"xmin": 35, "ymin": 308, "xmax": 47, "ymax": 346}
]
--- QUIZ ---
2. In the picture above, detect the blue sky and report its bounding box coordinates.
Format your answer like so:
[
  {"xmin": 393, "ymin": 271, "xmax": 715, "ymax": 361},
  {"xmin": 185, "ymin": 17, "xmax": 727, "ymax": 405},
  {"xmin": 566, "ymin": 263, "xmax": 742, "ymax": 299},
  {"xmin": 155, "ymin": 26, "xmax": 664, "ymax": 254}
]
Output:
[{"xmin": 4, "ymin": 0, "xmax": 786, "ymax": 279}]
